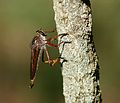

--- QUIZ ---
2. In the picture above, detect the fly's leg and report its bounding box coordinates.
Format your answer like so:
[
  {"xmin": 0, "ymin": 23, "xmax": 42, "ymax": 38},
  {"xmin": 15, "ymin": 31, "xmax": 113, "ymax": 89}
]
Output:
[
  {"xmin": 44, "ymin": 42, "xmax": 65, "ymax": 66},
  {"xmin": 46, "ymin": 33, "xmax": 68, "ymax": 42},
  {"xmin": 43, "ymin": 47, "xmax": 60, "ymax": 66},
  {"xmin": 47, "ymin": 41, "xmax": 64, "ymax": 48},
  {"xmin": 44, "ymin": 33, "xmax": 69, "ymax": 66},
  {"xmin": 44, "ymin": 47, "xmax": 53, "ymax": 64},
  {"xmin": 46, "ymin": 33, "xmax": 69, "ymax": 48},
  {"xmin": 44, "ymin": 57, "xmax": 60, "ymax": 66},
  {"xmin": 41, "ymin": 47, "xmax": 58, "ymax": 66}
]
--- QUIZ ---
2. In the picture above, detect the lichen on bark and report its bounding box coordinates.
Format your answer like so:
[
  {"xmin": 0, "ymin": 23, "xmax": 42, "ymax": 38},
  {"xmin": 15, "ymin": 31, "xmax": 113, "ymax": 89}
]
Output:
[{"xmin": 53, "ymin": 0, "xmax": 102, "ymax": 103}]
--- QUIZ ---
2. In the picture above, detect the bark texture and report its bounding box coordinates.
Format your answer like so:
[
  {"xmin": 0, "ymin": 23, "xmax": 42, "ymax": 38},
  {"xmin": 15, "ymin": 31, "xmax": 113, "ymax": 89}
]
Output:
[{"xmin": 53, "ymin": 0, "xmax": 102, "ymax": 103}]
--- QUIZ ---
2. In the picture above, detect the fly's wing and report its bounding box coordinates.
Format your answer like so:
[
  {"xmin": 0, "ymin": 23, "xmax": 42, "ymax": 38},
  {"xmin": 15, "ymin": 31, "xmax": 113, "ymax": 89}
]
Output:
[
  {"xmin": 30, "ymin": 45, "xmax": 40, "ymax": 88},
  {"xmin": 30, "ymin": 32, "xmax": 46, "ymax": 88}
]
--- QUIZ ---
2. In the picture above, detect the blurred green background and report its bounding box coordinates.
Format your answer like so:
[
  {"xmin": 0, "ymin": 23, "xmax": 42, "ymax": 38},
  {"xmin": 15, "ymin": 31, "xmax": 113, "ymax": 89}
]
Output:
[{"xmin": 0, "ymin": 0, "xmax": 120, "ymax": 103}]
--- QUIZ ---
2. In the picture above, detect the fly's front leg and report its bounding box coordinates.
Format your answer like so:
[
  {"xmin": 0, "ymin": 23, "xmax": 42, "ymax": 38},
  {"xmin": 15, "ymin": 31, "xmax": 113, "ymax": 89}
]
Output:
[
  {"xmin": 46, "ymin": 33, "xmax": 68, "ymax": 42},
  {"xmin": 46, "ymin": 33, "xmax": 69, "ymax": 47},
  {"xmin": 47, "ymin": 41, "xmax": 64, "ymax": 48}
]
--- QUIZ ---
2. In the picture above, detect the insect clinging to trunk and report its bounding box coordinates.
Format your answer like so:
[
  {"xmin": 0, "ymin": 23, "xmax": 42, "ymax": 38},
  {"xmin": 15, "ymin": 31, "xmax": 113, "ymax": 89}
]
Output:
[{"xmin": 30, "ymin": 29, "xmax": 68, "ymax": 88}]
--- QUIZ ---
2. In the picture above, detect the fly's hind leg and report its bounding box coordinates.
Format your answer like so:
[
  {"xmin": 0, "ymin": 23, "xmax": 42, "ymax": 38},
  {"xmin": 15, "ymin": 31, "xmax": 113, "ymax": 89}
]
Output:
[
  {"xmin": 41, "ymin": 47, "xmax": 59, "ymax": 66},
  {"xmin": 42, "ymin": 47, "xmax": 61, "ymax": 66},
  {"xmin": 44, "ymin": 57, "xmax": 60, "ymax": 66},
  {"xmin": 42, "ymin": 47, "xmax": 52, "ymax": 65}
]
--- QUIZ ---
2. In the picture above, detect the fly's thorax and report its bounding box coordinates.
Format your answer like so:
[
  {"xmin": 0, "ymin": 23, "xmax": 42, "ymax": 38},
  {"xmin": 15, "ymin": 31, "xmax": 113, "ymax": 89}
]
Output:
[{"xmin": 39, "ymin": 34, "xmax": 47, "ymax": 45}]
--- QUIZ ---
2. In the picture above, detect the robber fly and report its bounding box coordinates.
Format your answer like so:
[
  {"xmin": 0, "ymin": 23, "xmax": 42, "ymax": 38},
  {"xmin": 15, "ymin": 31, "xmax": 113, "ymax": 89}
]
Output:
[{"xmin": 30, "ymin": 29, "xmax": 68, "ymax": 88}]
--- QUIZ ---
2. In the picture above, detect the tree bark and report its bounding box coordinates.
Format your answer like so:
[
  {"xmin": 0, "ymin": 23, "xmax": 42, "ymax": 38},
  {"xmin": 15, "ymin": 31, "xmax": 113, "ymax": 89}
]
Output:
[{"xmin": 53, "ymin": 0, "xmax": 102, "ymax": 103}]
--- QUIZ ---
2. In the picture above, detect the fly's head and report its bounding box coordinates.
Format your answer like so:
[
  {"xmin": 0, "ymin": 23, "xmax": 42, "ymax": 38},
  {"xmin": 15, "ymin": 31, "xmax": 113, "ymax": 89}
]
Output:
[
  {"xmin": 31, "ymin": 30, "xmax": 47, "ymax": 47},
  {"xmin": 36, "ymin": 30, "xmax": 47, "ymax": 38}
]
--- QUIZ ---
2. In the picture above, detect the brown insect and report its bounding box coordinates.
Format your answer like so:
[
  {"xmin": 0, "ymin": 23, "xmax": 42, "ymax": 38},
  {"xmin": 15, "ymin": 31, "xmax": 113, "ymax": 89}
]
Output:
[{"xmin": 30, "ymin": 29, "xmax": 68, "ymax": 88}]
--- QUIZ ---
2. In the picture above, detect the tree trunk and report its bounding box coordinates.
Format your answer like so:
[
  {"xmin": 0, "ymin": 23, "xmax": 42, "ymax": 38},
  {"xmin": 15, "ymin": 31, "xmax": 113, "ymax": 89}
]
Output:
[{"xmin": 53, "ymin": 0, "xmax": 102, "ymax": 103}]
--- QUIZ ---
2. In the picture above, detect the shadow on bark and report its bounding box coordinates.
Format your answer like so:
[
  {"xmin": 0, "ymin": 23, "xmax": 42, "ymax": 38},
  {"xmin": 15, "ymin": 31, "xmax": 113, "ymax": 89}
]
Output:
[{"xmin": 59, "ymin": 41, "xmax": 72, "ymax": 67}]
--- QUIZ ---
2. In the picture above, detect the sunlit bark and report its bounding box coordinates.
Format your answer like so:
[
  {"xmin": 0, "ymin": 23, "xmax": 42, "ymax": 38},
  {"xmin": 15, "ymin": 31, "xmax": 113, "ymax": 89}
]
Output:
[{"xmin": 53, "ymin": 0, "xmax": 102, "ymax": 103}]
